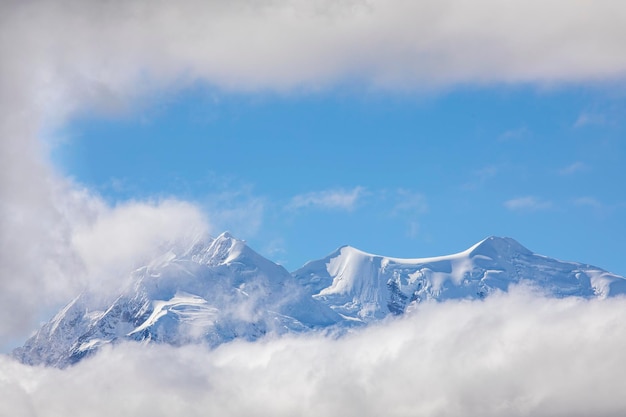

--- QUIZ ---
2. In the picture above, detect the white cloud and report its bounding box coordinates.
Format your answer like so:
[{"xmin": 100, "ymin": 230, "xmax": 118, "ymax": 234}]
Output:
[
  {"xmin": 393, "ymin": 189, "xmax": 428, "ymax": 214},
  {"xmin": 0, "ymin": 177, "xmax": 84, "ymax": 347},
  {"xmin": 407, "ymin": 220, "xmax": 420, "ymax": 239},
  {"xmin": 3, "ymin": 1, "xmax": 626, "ymax": 145},
  {"xmin": 504, "ymin": 196, "xmax": 553, "ymax": 212},
  {"xmin": 559, "ymin": 161, "xmax": 588, "ymax": 175},
  {"xmin": 5, "ymin": 0, "xmax": 626, "ymax": 109},
  {"xmin": 261, "ymin": 237, "xmax": 289, "ymax": 265},
  {"xmin": 574, "ymin": 112, "xmax": 608, "ymax": 128},
  {"xmin": 203, "ymin": 189, "xmax": 266, "ymax": 238},
  {"xmin": 474, "ymin": 165, "xmax": 499, "ymax": 181},
  {"xmin": 462, "ymin": 166, "xmax": 499, "ymax": 190},
  {"xmin": 72, "ymin": 198, "xmax": 210, "ymax": 294},
  {"xmin": 391, "ymin": 190, "xmax": 428, "ymax": 239},
  {"xmin": 574, "ymin": 197, "xmax": 605, "ymax": 210},
  {"xmin": 498, "ymin": 127, "xmax": 531, "ymax": 142},
  {"xmin": 289, "ymin": 187, "xmax": 365, "ymax": 211},
  {"xmin": 0, "ymin": 174, "xmax": 210, "ymax": 347},
  {"xmin": 3, "ymin": 289, "xmax": 626, "ymax": 416}
]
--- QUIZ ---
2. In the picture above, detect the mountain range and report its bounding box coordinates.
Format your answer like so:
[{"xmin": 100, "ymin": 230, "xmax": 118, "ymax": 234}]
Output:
[{"xmin": 14, "ymin": 233, "xmax": 626, "ymax": 367}]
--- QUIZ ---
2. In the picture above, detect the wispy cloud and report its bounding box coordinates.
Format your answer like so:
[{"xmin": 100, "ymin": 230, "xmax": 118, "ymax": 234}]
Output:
[
  {"xmin": 574, "ymin": 112, "xmax": 608, "ymax": 128},
  {"xmin": 288, "ymin": 187, "xmax": 365, "ymax": 211},
  {"xmin": 406, "ymin": 220, "xmax": 420, "ymax": 239},
  {"xmin": 504, "ymin": 196, "xmax": 553, "ymax": 212},
  {"xmin": 573, "ymin": 197, "xmax": 626, "ymax": 217},
  {"xmin": 559, "ymin": 161, "xmax": 588, "ymax": 176},
  {"xmin": 0, "ymin": 186, "xmax": 211, "ymax": 348},
  {"xmin": 393, "ymin": 189, "xmax": 428, "ymax": 214},
  {"xmin": 261, "ymin": 237, "xmax": 288, "ymax": 265},
  {"xmin": 391, "ymin": 190, "xmax": 428, "ymax": 239},
  {"xmin": 462, "ymin": 165, "xmax": 499, "ymax": 190},
  {"xmin": 574, "ymin": 196, "xmax": 604, "ymax": 209},
  {"xmin": 498, "ymin": 127, "xmax": 530, "ymax": 142},
  {"xmin": 73, "ymin": 199, "xmax": 210, "ymax": 287},
  {"xmin": 204, "ymin": 190, "xmax": 266, "ymax": 238}
]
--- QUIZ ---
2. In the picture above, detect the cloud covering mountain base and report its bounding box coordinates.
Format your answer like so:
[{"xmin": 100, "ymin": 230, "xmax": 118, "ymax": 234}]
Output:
[{"xmin": 3, "ymin": 288, "xmax": 626, "ymax": 417}]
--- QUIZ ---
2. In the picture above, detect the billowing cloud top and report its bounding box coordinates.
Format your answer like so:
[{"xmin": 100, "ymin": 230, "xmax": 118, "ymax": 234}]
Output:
[
  {"xmin": 3, "ymin": 289, "xmax": 626, "ymax": 416},
  {"xmin": 4, "ymin": 0, "xmax": 626, "ymax": 107}
]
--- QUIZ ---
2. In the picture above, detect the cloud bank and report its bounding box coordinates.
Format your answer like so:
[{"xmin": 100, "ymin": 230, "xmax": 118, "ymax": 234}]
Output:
[
  {"xmin": 4, "ymin": 0, "xmax": 626, "ymax": 103},
  {"xmin": 3, "ymin": 289, "xmax": 626, "ymax": 417}
]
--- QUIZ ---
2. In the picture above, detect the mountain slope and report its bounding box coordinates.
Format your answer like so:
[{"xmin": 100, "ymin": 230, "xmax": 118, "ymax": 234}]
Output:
[
  {"xmin": 14, "ymin": 232, "xmax": 341, "ymax": 367},
  {"xmin": 293, "ymin": 236, "xmax": 626, "ymax": 322},
  {"xmin": 15, "ymin": 234, "xmax": 626, "ymax": 367}
]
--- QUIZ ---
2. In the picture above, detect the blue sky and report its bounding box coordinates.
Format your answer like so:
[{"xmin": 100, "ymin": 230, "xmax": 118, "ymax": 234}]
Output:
[{"xmin": 53, "ymin": 85, "xmax": 626, "ymax": 274}]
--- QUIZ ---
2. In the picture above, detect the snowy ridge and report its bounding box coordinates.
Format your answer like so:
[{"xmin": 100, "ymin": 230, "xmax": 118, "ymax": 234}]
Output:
[
  {"xmin": 293, "ymin": 236, "xmax": 626, "ymax": 321},
  {"xmin": 14, "ymin": 232, "xmax": 341, "ymax": 367},
  {"xmin": 14, "ymin": 235, "xmax": 626, "ymax": 367}
]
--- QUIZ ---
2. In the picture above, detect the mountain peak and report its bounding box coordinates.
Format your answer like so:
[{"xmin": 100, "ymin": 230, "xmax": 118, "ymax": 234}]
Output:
[
  {"xmin": 15, "ymin": 231, "xmax": 341, "ymax": 367},
  {"xmin": 467, "ymin": 236, "xmax": 533, "ymax": 258},
  {"xmin": 215, "ymin": 231, "xmax": 235, "ymax": 240},
  {"xmin": 294, "ymin": 235, "xmax": 626, "ymax": 323},
  {"xmin": 187, "ymin": 232, "xmax": 247, "ymax": 266},
  {"xmin": 16, "ymin": 234, "xmax": 626, "ymax": 368},
  {"xmin": 335, "ymin": 244, "xmax": 370, "ymax": 257}
]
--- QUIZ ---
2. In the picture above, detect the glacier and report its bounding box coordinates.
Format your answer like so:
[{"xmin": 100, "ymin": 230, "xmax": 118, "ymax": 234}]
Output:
[
  {"xmin": 294, "ymin": 236, "xmax": 626, "ymax": 322},
  {"xmin": 14, "ymin": 233, "xmax": 626, "ymax": 367},
  {"xmin": 14, "ymin": 232, "xmax": 341, "ymax": 368}
]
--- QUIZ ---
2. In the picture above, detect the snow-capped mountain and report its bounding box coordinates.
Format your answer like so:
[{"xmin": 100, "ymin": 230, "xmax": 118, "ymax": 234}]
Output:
[
  {"xmin": 14, "ymin": 232, "xmax": 341, "ymax": 367},
  {"xmin": 293, "ymin": 236, "xmax": 626, "ymax": 322},
  {"xmin": 15, "ymin": 234, "xmax": 626, "ymax": 367}
]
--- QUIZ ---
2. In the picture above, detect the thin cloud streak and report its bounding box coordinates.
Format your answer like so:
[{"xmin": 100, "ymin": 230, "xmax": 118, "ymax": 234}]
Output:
[
  {"xmin": 392, "ymin": 189, "xmax": 428, "ymax": 214},
  {"xmin": 574, "ymin": 197, "xmax": 604, "ymax": 209},
  {"xmin": 559, "ymin": 161, "xmax": 588, "ymax": 176},
  {"xmin": 574, "ymin": 113, "xmax": 608, "ymax": 128},
  {"xmin": 504, "ymin": 196, "xmax": 553, "ymax": 212},
  {"xmin": 288, "ymin": 187, "xmax": 366, "ymax": 211},
  {"xmin": 498, "ymin": 127, "xmax": 531, "ymax": 142},
  {"xmin": 462, "ymin": 165, "xmax": 499, "ymax": 190},
  {"xmin": 391, "ymin": 189, "xmax": 428, "ymax": 239}
]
